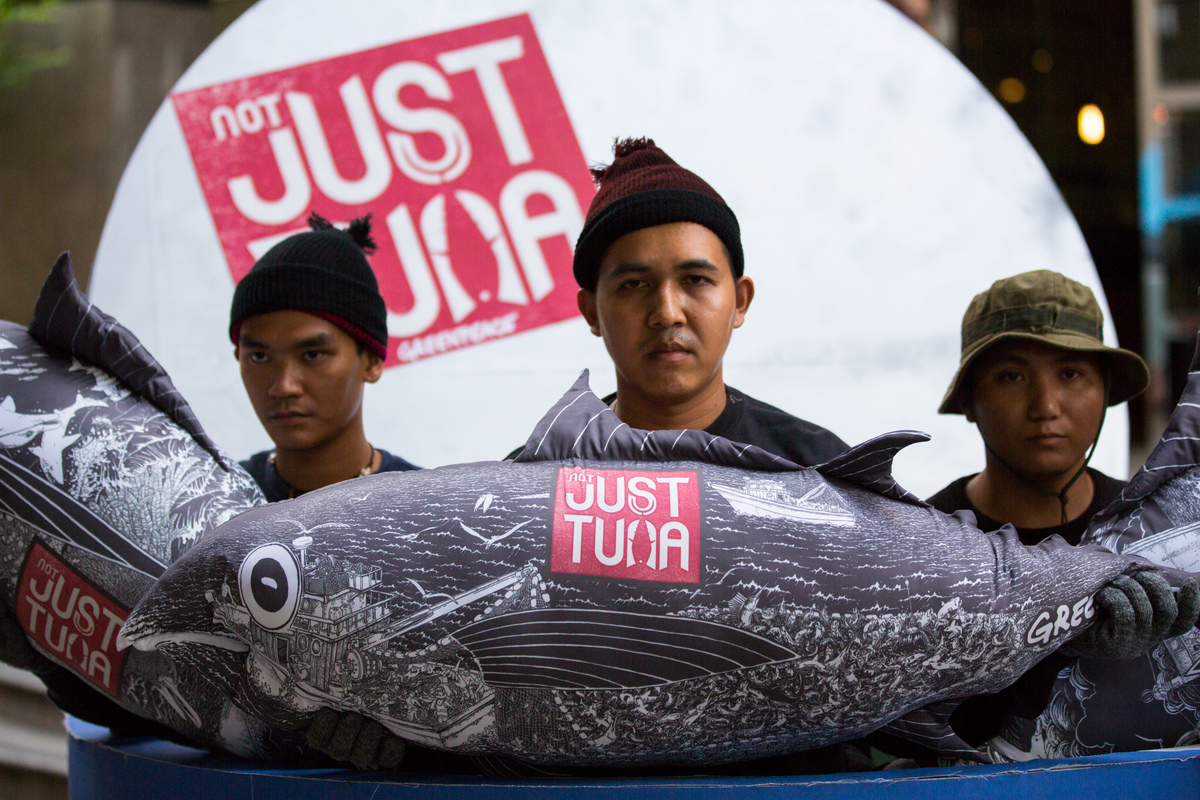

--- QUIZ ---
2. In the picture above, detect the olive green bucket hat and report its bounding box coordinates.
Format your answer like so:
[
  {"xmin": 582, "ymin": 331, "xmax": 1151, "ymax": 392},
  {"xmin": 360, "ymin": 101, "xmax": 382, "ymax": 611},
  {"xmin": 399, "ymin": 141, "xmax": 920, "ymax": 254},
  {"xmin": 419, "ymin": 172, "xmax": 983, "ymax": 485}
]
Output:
[{"xmin": 938, "ymin": 270, "xmax": 1149, "ymax": 415}]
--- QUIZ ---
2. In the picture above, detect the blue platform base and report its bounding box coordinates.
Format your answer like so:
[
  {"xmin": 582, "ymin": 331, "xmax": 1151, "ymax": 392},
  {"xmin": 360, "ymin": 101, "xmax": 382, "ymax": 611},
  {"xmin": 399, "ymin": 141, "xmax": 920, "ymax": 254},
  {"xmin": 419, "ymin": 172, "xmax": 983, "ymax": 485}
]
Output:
[{"xmin": 67, "ymin": 717, "xmax": 1200, "ymax": 800}]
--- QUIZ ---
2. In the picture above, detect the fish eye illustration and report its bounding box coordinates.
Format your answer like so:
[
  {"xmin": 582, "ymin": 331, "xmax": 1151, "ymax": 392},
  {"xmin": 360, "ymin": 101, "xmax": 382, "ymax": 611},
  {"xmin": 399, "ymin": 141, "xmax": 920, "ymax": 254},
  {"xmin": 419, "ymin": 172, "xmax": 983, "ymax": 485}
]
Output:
[{"xmin": 238, "ymin": 544, "xmax": 301, "ymax": 630}]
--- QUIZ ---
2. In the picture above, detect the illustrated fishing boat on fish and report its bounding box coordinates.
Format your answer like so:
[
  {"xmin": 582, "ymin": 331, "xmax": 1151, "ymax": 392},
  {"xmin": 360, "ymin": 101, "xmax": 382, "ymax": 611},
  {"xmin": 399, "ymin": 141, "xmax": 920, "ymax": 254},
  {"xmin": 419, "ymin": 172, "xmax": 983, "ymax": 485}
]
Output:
[
  {"xmin": 710, "ymin": 478, "xmax": 855, "ymax": 526},
  {"xmin": 209, "ymin": 540, "xmax": 543, "ymax": 748}
]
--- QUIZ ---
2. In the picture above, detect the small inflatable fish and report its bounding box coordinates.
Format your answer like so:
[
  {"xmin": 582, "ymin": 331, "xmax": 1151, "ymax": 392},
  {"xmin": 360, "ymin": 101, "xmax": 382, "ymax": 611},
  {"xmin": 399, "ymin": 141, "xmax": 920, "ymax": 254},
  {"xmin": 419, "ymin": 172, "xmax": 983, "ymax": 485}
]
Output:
[
  {"xmin": 0, "ymin": 255, "xmax": 271, "ymax": 754},
  {"xmin": 120, "ymin": 372, "xmax": 1185, "ymax": 768},
  {"xmin": 990, "ymin": 332, "xmax": 1200, "ymax": 762}
]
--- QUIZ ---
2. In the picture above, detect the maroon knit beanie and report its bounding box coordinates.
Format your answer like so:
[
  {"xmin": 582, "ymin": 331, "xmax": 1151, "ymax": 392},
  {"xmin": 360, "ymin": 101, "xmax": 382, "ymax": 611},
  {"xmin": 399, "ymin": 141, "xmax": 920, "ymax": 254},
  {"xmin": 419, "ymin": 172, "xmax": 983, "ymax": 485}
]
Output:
[{"xmin": 573, "ymin": 138, "xmax": 743, "ymax": 290}]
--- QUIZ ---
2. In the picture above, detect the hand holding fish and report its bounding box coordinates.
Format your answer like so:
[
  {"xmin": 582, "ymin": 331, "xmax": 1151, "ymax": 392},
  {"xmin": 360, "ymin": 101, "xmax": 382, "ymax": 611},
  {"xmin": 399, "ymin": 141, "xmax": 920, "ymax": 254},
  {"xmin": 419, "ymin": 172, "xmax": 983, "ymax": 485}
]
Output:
[
  {"xmin": 1064, "ymin": 572, "xmax": 1200, "ymax": 659},
  {"xmin": 305, "ymin": 708, "xmax": 406, "ymax": 770}
]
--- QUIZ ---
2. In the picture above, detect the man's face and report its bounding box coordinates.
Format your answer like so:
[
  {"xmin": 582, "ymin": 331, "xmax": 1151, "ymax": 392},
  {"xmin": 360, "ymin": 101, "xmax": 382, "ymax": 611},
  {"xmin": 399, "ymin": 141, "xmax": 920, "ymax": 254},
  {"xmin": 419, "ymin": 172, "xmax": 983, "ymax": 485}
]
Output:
[
  {"xmin": 235, "ymin": 311, "xmax": 383, "ymax": 452},
  {"xmin": 578, "ymin": 222, "xmax": 754, "ymax": 406},
  {"xmin": 967, "ymin": 339, "xmax": 1106, "ymax": 482}
]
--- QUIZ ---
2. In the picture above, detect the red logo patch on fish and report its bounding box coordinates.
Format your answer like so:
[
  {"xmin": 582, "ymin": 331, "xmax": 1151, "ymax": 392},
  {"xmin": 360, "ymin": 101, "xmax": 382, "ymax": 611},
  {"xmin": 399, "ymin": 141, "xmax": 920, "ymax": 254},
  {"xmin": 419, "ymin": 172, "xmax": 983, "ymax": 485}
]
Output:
[
  {"xmin": 172, "ymin": 14, "xmax": 594, "ymax": 368},
  {"xmin": 551, "ymin": 468, "xmax": 702, "ymax": 583},
  {"xmin": 17, "ymin": 541, "xmax": 127, "ymax": 697}
]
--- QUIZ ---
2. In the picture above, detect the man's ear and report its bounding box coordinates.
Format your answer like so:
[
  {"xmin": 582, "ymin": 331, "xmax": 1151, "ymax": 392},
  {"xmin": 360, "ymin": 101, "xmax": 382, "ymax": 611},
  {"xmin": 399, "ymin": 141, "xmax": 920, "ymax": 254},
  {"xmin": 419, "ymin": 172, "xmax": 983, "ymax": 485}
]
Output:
[
  {"xmin": 732, "ymin": 276, "xmax": 755, "ymax": 329},
  {"xmin": 962, "ymin": 375, "xmax": 976, "ymax": 423},
  {"xmin": 233, "ymin": 345, "xmax": 241, "ymax": 361},
  {"xmin": 363, "ymin": 352, "xmax": 385, "ymax": 384},
  {"xmin": 577, "ymin": 289, "xmax": 602, "ymax": 337}
]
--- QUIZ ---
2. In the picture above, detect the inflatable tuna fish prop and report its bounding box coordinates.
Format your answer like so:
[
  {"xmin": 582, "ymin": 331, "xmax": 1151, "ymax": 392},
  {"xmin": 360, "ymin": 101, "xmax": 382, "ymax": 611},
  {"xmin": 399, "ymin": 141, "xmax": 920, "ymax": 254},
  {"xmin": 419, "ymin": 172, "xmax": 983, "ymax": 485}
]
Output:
[
  {"xmin": 119, "ymin": 373, "xmax": 1189, "ymax": 768},
  {"xmin": 990, "ymin": 331, "xmax": 1200, "ymax": 762},
  {"xmin": 0, "ymin": 255, "xmax": 275, "ymax": 754}
]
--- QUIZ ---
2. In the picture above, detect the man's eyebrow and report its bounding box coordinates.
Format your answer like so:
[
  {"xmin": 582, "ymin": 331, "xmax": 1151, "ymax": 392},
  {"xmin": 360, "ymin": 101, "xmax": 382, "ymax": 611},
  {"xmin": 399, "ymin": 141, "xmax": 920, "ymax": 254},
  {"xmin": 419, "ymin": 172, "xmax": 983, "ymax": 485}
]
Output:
[
  {"xmin": 606, "ymin": 263, "xmax": 653, "ymax": 279},
  {"xmin": 237, "ymin": 332, "xmax": 337, "ymax": 350},
  {"xmin": 674, "ymin": 259, "xmax": 721, "ymax": 273},
  {"xmin": 293, "ymin": 333, "xmax": 336, "ymax": 349},
  {"xmin": 605, "ymin": 260, "xmax": 723, "ymax": 278},
  {"xmin": 988, "ymin": 354, "xmax": 1031, "ymax": 367}
]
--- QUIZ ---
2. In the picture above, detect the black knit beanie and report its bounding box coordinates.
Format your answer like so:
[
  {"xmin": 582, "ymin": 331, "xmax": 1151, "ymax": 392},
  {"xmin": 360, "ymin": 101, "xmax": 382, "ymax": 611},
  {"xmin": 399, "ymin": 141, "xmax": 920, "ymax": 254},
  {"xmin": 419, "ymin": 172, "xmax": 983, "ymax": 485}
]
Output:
[
  {"xmin": 573, "ymin": 137, "xmax": 743, "ymax": 290},
  {"xmin": 229, "ymin": 213, "xmax": 388, "ymax": 359}
]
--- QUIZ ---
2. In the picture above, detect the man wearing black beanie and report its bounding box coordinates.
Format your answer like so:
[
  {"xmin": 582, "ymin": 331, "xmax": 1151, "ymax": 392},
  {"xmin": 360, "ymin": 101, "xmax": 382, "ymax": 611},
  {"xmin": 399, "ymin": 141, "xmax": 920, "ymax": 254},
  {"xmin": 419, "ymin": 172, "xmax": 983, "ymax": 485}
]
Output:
[
  {"xmin": 230, "ymin": 213, "xmax": 418, "ymax": 501},
  {"xmin": 229, "ymin": 212, "xmax": 420, "ymax": 769}
]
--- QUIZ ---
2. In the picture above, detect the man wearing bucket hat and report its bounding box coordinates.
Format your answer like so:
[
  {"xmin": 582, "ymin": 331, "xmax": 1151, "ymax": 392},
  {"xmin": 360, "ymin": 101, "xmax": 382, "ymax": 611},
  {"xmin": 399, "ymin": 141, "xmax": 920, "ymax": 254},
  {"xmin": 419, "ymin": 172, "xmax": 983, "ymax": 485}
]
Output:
[
  {"xmin": 931, "ymin": 269, "xmax": 1147, "ymax": 536},
  {"xmin": 924, "ymin": 269, "xmax": 1155, "ymax": 752}
]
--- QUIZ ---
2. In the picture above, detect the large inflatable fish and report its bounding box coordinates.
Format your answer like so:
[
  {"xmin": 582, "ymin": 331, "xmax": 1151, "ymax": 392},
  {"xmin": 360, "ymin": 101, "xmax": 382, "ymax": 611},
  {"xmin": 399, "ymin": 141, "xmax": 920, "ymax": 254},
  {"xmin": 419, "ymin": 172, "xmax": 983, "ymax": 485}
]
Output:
[
  {"xmin": 0, "ymin": 256, "xmax": 1191, "ymax": 768},
  {"xmin": 0, "ymin": 255, "xmax": 283, "ymax": 755},
  {"xmin": 989, "ymin": 333, "xmax": 1200, "ymax": 762},
  {"xmin": 119, "ymin": 372, "xmax": 1193, "ymax": 767}
]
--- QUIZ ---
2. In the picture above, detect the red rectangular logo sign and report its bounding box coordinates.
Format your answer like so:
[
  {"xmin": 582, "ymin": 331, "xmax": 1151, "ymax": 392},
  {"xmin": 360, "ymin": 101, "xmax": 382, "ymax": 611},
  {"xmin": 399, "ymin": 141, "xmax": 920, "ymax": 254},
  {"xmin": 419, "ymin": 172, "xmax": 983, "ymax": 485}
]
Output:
[
  {"xmin": 551, "ymin": 468, "xmax": 702, "ymax": 583},
  {"xmin": 172, "ymin": 14, "xmax": 594, "ymax": 367},
  {"xmin": 17, "ymin": 542, "xmax": 127, "ymax": 697}
]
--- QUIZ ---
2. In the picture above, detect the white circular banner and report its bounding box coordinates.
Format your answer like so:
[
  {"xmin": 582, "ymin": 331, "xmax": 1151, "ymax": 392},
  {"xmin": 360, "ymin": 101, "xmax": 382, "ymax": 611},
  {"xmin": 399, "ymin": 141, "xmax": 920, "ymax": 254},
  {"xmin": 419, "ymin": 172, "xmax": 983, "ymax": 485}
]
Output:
[{"xmin": 89, "ymin": 0, "xmax": 1126, "ymax": 498}]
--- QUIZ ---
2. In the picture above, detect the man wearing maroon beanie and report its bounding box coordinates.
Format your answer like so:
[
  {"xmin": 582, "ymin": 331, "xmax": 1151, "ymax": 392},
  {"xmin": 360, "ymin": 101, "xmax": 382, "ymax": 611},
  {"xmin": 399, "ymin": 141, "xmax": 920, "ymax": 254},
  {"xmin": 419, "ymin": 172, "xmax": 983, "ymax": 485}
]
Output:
[
  {"xmin": 573, "ymin": 139, "xmax": 858, "ymax": 776},
  {"xmin": 575, "ymin": 138, "xmax": 847, "ymax": 469}
]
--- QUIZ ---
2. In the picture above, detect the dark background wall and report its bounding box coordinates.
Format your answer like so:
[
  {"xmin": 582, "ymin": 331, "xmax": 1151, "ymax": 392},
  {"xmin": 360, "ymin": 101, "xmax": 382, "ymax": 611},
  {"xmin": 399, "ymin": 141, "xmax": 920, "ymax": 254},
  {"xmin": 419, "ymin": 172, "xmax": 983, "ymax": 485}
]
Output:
[{"xmin": 0, "ymin": 0, "xmax": 251, "ymax": 328}]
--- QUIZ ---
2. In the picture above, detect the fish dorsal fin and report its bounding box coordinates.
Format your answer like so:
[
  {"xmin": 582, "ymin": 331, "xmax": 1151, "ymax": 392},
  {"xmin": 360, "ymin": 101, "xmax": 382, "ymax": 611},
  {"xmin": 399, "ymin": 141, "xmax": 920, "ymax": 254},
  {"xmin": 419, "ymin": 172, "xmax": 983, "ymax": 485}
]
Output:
[
  {"xmin": 28, "ymin": 253, "xmax": 231, "ymax": 470},
  {"xmin": 512, "ymin": 371, "xmax": 801, "ymax": 472},
  {"xmin": 1092, "ymin": 329, "xmax": 1200, "ymax": 529},
  {"xmin": 814, "ymin": 431, "xmax": 930, "ymax": 507}
]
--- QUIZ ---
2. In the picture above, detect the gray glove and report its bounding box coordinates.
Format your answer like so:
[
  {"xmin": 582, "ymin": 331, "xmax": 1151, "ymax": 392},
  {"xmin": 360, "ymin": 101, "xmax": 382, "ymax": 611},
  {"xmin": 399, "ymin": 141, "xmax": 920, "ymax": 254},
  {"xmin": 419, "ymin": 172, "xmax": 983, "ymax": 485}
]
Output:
[
  {"xmin": 1065, "ymin": 571, "xmax": 1199, "ymax": 659},
  {"xmin": 305, "ymin": 707, "xmax": 405, "ymax": 770}
]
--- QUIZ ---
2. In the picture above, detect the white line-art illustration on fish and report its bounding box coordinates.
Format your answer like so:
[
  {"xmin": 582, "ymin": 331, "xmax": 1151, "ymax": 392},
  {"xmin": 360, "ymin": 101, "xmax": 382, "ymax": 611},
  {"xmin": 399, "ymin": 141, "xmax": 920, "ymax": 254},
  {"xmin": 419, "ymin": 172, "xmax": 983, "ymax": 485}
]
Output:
[{"xmin": 117, "ymin": 369, "xmax": 1199, "ymax": 767}]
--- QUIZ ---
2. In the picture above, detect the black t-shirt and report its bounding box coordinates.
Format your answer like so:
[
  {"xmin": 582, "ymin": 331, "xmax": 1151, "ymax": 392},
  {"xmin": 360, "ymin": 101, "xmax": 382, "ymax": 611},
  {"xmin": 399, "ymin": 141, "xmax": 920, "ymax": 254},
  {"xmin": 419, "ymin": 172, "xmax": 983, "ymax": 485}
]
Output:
[
  {"xmin": 925, "ymin": 467, "xmax": 1126, "ymax": 747},
  {"xmin": 696, "ymin": 387, "xmax": 849, "ymax": 466},
  {"xmin": 241, "ymin": 448, "xmax": 420, "ymax": 503},
  {"xmin": 926, "ymin": 468, "xmax": 1125, "ymax": 546},
  {"xmin": 506, "ymin": 386, "xmax": 848, "ymax": 466},
  {"xmin": 596, "ymin": 386, "xmax": 848, "ymax": 466}
]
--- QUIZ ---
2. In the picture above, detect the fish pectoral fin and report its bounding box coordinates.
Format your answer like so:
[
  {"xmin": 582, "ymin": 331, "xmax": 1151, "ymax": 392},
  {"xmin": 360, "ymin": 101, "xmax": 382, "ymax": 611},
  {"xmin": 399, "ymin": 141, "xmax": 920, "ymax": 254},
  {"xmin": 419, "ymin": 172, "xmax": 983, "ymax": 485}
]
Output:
[
  {"xmin": 880, "ymin": 700, "xmax": 989, "ymax": 764},
  {"xmin": 117, "ymin": 630, "xmax": 250, "ymax": 654}
]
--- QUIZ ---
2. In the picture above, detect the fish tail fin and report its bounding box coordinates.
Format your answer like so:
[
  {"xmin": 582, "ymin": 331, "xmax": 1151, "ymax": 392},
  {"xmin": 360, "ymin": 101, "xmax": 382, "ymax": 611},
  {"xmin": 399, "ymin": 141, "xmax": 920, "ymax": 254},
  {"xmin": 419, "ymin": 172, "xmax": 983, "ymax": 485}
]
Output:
[{"xmin": 28, "ymin": 253, "xmax": 232, "ymax": 471}]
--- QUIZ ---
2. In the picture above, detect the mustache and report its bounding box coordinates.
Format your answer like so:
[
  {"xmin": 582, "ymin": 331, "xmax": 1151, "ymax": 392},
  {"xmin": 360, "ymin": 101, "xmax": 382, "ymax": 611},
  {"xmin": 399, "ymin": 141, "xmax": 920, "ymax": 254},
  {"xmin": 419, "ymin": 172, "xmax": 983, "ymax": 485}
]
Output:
[
  {"xmin": 268, "ymin": 405, "xmax": 311, "ymax": 416},
  {"xmin": 639, "ymin": 331, "xmax": 698, "ymax": 352}
]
